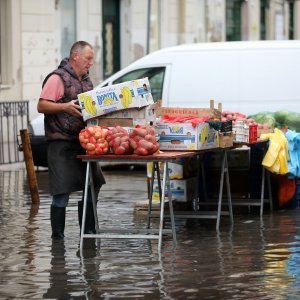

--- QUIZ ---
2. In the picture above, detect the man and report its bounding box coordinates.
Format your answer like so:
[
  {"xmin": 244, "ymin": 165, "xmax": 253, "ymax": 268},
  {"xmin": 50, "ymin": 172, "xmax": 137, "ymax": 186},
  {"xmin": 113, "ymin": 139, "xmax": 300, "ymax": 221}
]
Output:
[{"xmin": 37, "ymin": 41, "xmax": 105, "ymax": 240}]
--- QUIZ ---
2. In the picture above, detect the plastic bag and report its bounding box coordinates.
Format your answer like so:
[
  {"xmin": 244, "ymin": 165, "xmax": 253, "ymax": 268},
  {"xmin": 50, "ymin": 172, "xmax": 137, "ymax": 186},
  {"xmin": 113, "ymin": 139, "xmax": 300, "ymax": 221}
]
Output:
[{"xmin": 278, "ymin": 175, "xmax": 296, "ymax": 207}]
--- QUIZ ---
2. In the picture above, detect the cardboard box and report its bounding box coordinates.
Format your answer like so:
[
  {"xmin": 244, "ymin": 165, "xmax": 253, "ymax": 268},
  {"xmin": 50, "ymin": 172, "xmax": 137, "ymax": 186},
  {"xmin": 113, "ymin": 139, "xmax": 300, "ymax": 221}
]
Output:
[
  {"xmin": 88, "ymin": 118, "xmax": 133, "ymax": 127},
  {"xmin": 78, "ymin": 78, "xmax": 154, "ymax": 121},
  {"xmin": 86, "ymin": 102, "xmax": 159, "ymax": 127},
  {"xmin": 151, "ymin": 177, "xmax": 197, "ymax": 202},
  {"xmin": 157, "ymin": 122, "xmax": 218, "ymax": 151},
  {"xmin": 218, "ymin": 132, "xmax": 234, "ymax": 148},
  {"xmin": 146, "ymin": 156, "xmax": 198, "ymax": 179}
]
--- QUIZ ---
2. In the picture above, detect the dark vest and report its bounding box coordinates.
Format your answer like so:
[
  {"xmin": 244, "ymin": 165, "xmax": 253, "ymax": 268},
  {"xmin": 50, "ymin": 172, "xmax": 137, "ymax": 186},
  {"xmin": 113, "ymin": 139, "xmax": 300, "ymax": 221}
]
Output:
[{"xmin": 43, "ymin": 58, "xmax": 93, "ymax": 141}]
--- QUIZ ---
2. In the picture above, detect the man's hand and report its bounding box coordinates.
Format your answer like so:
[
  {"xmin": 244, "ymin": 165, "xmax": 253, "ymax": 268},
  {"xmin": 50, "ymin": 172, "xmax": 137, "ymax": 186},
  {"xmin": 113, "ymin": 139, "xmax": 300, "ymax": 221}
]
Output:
[
  {"xmin": 37, "ymin": 99, "xmax": 82, "ymax": 117},
  {"xmin": 64, "ymin": 100, "xmax": 82, "ymax": 117}
]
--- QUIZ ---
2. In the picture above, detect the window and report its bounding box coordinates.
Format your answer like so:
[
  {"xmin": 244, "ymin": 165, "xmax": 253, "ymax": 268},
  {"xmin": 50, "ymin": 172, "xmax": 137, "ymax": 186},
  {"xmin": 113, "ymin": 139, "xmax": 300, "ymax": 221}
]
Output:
[
  {"xmin": 112, "ymin": 67, "xmax": 165, "ymax": 102},
  {"xmin": 58, "ymin": 0, "xmax": 76, "ymax": 58},
  {"xmin": 0, "ymin": 0, "xmax": 10, "ymax": 84},
  {"xmin": 260, "ymin": 0, "xmax": 268, "ymax": 40},
  {"xmin": 102, "ymin": 0, "xmax": 120, "ymax": 79},
  {"xmin": 226, "ymin": 0, "xmax": 243, "ymax": 41},
  {"xmin": 288, "ymin": 1, "xmax": 294, "ymax": 40}
]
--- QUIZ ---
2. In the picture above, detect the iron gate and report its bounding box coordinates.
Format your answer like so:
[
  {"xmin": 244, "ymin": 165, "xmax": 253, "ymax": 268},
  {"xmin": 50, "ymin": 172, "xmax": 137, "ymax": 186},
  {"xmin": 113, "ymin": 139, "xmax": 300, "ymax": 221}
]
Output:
[{"xmin": 0, "ymin": 101, "xmax": 29, "ymax": 164}]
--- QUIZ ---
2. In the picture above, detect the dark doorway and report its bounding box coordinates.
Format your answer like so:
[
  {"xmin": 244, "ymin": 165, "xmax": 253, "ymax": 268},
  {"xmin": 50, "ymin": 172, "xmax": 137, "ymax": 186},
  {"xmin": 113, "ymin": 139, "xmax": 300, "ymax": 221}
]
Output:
[
  {"xmin": 226, "ymin": 0, "xmax": 243, "ymax": 41},
  {"xmin": 102, "ymin": 0, "xmax": 120, "ymax": 79}
]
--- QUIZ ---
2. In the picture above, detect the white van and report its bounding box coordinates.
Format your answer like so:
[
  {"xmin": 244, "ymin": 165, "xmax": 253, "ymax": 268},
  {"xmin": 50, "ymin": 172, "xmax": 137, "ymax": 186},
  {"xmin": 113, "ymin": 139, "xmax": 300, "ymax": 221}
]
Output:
[
  {"xmin": 98, "ymin": 40, "xmax": 300, "ymax": 115},
  {"xmin": 30, "ymin": 40, "xmax": 300, "ymax": 167}
]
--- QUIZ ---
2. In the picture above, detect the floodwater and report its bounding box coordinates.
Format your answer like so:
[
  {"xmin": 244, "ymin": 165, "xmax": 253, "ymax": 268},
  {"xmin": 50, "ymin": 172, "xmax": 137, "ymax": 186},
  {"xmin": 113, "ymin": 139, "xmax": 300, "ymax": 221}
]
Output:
[{"xmin": 1, "ymin": 164, "xmax": 300, "ymax": 299}]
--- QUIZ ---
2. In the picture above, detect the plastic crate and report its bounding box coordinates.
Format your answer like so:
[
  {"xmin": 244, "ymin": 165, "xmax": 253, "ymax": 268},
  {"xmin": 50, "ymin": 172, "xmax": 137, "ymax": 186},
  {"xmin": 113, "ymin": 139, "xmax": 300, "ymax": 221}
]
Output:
[
  {"xmin": 205, "ymin": 119, "xmax": 232, "ymax": 133},
  {"xmin": 205, "ymin": 120, "xmax": 222, "ymax": 131},
  {"xmin": 220, "ymin": 120, "xmax": 232, "ymax": 133},
  {"xmin": 249, "ymin": 124, "xmax": 258, "ymax": 143}
]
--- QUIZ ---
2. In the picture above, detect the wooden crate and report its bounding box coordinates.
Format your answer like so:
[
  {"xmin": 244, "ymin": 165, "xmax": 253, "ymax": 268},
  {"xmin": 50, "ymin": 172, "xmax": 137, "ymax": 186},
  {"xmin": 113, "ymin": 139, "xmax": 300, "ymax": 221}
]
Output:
[{"xmin": 157, "ymin": 100, "xmax": 222, "ymax": 119}]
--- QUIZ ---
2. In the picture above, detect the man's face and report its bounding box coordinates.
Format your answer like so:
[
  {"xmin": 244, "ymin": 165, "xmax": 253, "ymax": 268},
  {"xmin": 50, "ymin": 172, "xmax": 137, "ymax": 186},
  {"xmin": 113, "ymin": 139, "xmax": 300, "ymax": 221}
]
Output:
[{"xmin": 74, "ymin": 46, "xmax": 94, "ymax": 75}]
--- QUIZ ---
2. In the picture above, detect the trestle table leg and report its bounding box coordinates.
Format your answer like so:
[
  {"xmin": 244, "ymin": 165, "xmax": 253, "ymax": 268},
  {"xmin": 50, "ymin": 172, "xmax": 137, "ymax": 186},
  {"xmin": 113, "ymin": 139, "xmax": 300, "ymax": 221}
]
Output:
[
  {"xmin": 89, "ymin": 165, "xmax": 100, "ymax": 234},
  {"xmin": 216, "ymin": 150, "xmax": 226, "ymax": 231},
  {"xmin": 147, "ymin": 162, "xmax": 156, "ymax": 228},
  {"xmin": 260, "ymin": 166, "xmax": 265, "ymax": 217},
  {"xmin": 158, "ymin": 162, "xmax": 167, "ymax": 251},
  {"xmin": 80, "ymin": 161, "xmax": 90, "ymax": 255},
  {"xmin": 224, "ymin": 150, "xmax": 233, "ymax": 224},
  {"xmin": 267, "ymin": 170, "xmax": 273, "ymax": 211},
  {"xmin": 166, "ymin": 162, "xmax": 177, "ymax": 247}
]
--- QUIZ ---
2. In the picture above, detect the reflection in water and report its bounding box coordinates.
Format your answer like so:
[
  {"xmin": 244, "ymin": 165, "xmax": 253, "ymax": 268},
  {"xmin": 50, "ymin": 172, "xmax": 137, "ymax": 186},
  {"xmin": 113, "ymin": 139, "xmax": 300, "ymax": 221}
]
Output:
[
  {"xmin": 262, "ymin": 215, "xmax": 300, "ymax": 298},
  {"xmin": 286, "ymin": 235, "xmax": 300, "ymax": 298},
  {"xmin": 43, "ymin": 240, "xmax": 69, "ymax": 299},
  {"xmin": 1, "ymin": 167, "xmax": 300, "ymax": 299},
  {"xmin": 216, "ymin": 226, "xmax": 234, "ymax": 276}
]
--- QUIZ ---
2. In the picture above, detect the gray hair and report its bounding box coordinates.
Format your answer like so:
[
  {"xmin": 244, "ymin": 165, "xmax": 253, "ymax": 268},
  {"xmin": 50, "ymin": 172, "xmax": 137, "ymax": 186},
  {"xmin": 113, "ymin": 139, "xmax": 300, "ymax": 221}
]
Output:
[{"xmin": 70, "ymin": 41, "xmax": 93, "ymax": 57}]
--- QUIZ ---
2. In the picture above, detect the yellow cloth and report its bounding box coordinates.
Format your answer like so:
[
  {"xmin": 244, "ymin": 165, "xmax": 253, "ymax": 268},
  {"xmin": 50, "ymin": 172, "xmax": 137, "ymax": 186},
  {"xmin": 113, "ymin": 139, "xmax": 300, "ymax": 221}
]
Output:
[{"xmin": 261, "ymin": 128, "xmax": 289, "ymax": 175}]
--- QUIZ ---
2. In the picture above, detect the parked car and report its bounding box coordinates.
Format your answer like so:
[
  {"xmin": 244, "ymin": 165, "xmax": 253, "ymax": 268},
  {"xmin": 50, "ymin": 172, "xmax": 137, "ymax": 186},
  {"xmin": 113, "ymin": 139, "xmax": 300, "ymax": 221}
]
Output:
[
  {"xmin": 29, "ymin": 40, "xmax": 300, "ymax": 166},
  {"xmin": 28, "ymin": 114, "xmax": 48, "ymax": 167}
]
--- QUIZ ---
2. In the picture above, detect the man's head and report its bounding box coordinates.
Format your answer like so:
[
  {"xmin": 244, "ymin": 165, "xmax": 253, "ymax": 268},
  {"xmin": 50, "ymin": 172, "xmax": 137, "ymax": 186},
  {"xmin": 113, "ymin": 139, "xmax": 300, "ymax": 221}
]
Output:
[{"xmin": 69, "ymin": 41, "xmax": 94, "ymax": 79}]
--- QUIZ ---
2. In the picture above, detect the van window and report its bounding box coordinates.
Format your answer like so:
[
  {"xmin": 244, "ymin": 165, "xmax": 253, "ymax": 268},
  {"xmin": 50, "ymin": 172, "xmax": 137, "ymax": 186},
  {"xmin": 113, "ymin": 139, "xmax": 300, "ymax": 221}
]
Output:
[
  {"xmin": 112, "ymin": 67, "xmax": 165, "ymax": 102},
  {"xmin": 59, "ymin": 0, "xmax": 76, "ymax": 59}
]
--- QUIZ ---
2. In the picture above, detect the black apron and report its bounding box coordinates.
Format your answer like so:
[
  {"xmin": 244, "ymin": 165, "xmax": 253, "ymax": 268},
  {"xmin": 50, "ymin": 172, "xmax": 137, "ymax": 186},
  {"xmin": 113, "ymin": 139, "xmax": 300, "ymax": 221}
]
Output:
[{"xmin": 47, "ymin": 140, "xmax": 105, "ymax": 196}]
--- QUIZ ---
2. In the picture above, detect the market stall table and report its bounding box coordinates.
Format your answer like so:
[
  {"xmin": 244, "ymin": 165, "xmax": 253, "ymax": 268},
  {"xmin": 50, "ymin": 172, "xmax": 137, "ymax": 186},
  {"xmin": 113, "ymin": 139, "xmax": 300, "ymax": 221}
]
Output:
[
  {"xmin": 199, "ymin": 140, "xmax": 272, "ymax": 217},
  {"xmin": 160, "ymin": 148, "xmax": 234, "ymax": 231},
  {"xmin": 77, "ymin": 151, "xmax": 197, "ymax": 255},
  {"xmin": 231, "ymin": 140, "xmax": 273, "ymax": 216}
]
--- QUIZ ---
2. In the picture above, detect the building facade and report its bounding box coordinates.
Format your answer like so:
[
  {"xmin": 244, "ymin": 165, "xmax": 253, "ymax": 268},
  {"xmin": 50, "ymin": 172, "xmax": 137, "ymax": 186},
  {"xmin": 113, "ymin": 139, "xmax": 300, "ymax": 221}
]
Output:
[{"xmin": 0, "ymin": 0, "xmax": 299, "ymax": 120}]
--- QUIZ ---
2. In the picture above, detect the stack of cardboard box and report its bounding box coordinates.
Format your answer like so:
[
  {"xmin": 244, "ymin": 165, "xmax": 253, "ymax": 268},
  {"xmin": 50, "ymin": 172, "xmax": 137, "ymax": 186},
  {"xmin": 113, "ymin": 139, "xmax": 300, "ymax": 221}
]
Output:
[{"xmin": 147, "ymin": 157, "xmax": 198, "ymax": 203}]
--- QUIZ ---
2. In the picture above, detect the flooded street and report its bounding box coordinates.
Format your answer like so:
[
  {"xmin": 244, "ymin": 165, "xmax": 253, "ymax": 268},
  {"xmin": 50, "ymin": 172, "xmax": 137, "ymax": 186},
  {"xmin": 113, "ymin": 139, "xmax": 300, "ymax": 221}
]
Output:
[{"xmin": 1, "ymin": 164, "xmax": 300, "ymax": 299}]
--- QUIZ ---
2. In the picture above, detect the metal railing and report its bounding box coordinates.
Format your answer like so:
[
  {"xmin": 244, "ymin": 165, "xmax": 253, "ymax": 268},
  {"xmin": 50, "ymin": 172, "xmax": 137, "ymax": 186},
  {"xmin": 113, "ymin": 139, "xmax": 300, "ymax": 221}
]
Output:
[{"xmin": 0, "ymin": 101, "xmax": 29, "ymax": 164}]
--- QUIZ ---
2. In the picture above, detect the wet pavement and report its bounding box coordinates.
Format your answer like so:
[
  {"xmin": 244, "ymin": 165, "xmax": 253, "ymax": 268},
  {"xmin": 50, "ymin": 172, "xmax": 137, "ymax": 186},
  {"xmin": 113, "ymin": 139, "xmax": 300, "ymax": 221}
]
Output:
[{"xmin": 0, "ymin": 163, "xmax": 300, "ymax": 299}]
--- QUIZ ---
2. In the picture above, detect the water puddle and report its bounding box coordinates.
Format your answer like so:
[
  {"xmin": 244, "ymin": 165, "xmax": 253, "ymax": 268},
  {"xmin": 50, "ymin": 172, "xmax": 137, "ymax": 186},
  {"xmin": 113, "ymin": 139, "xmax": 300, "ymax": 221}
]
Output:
[{"xmin": 0, "ymin": 166, "xmax": 300, "ymax": 299}]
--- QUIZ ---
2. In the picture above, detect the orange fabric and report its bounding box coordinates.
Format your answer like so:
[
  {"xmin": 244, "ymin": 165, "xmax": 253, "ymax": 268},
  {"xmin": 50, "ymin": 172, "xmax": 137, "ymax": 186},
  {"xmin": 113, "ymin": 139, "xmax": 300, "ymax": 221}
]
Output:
[
  {"xmin": 278, "ymin": 175, "xmax": 296, "ymax": 207},
  {"xmin": 160, "ymin": 115, "xmax": 210, "ymax": 127}
]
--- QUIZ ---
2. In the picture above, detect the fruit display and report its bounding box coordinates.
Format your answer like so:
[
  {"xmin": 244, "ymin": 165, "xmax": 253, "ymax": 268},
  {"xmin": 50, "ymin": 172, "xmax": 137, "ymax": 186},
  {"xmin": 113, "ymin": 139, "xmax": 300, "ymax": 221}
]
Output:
[
  {"xmin": 222, "ymin": 110, "xmax": 271, "ymax": 132},
  {"xmin": 79, "ymin": 126, "xmax": 109, "ymax": 155},
  {"xmin": 129, "ymin": 125, "xmax": 159, "ymax": 155},
  {"xmin": 249, "ymin": 110, "xmax": 300, "ymax": 132},
  {"xmin": 106, "ymin": 126, "xmax": 132, "ymax": 155},
  {"xmin": 79, "ymin": 125, "xmax": 159, "ymax": 156},
  {"xmin": 221, "ymin": 111, "xmax": 248, "ymax": 124}
]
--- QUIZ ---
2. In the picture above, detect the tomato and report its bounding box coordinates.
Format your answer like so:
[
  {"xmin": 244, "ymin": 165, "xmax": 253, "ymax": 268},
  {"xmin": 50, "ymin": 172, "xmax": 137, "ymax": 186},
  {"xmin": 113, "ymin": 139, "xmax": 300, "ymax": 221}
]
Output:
[
  {"xmin": 129, "ymin": 139, "xmax": 137, "ymax": 149},
  {"xmin": 135, "ymin": 147, "xmax": 148, "ymax": 155},
  {"xmin": 114, "ymin": 136, "xmax": 121, "ymax": 146},
  {"xmin": 114, "ymin": 146, "xmax": 126, "ymax": 155},
  {"xmin": 89, "ymin": 136, "xmax": 97, "ymax": 144},
  {"xmin": 79, "ymin": 135, "xmax": 89, "ymax": 144},
  {"xmin": 134, "ymin": 128, "xmax": 148, "ymax": 137},
  {"xmin": 144, "ymin": 134, "xmax": 156, "ymax": 143},
  {"xmin": 138, "ymin": 139, "xmax": 154, "ymax": 151},
  {"xmin": 86, "ymin": 126, "xmax": 95, "ymax": 136},
  {"xmin": 86, "ymin": 150, "xmax": 95, "ymax": 155},
  {"xmin": 86, "ymin": 143, "xmax": 95, "ymax": 151}
]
